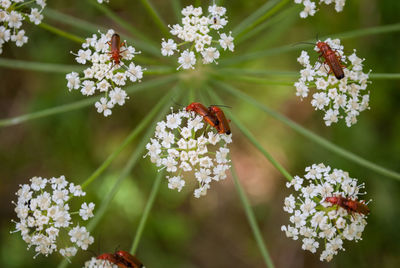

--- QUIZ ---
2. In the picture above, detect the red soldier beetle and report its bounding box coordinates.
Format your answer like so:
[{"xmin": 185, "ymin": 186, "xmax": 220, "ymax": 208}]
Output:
[
  {"xmin": 107, "ymin": 33, "xmax": 126, "ymax": 66},
  {"xmin": 325, "ymin": 196, "xmax": 370, "ymax": 216},
  {"xmin": 115, "ymin": 250, "xmax": 144, "ymax": 268},
  {"xmin": 186, "ymin": 102, "xmax": 220, "ymax": 131},
  {"xmin": 209, "ymin": 105, "xmax": 231, "ymax": 135},
  {"xmin": 316, "ymin": 41, "xmax": 345, "ymax": 80}
]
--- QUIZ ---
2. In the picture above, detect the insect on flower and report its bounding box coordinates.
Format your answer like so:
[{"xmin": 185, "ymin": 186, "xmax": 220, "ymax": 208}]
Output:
[
  {"xmin": 186, "ymin": 102, "xmax": 219, "ymax": 131},
  {"xmin": 209, "ymin": 105, "xmax": 231, "ymax": 135},
  {"xmin": 316, "ymin": 41, "xmax": 345, "ymax": 80},
  {"xmin": 97, "ymin": 250, "xmax": 143, "ymax": 268},
  {"xmin": 325, "ymin": 196, "xmax": 370, "ymax": 215}
]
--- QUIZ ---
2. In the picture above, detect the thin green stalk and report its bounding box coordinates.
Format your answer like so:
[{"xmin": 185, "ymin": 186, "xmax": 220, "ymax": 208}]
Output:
[
  {"xmin": 80, "ymin": 85, "xmax": 178, "ymax": 189},
  {"xmin": 230, "ymin": 164, "xmax": 275, "ymax": 268},
  {"xmin": 140, "ymin": 0, "xmax": 170, "ymax": 37},
  {"xmin": 0, "ymin": 75, "xmax": 177, "ymax": 128},
  {"xmin": 130, "ymin": 171, "xmax": 164, "ymax": 254},
  {"xmin": 44, "ymin": 8, "xmax": 106, "ymax": 33},
  {"xmin": 235, "ymin": 0, "xmax": 291, "ymax": 40},
  {"xmin": 89, "ymin": 0, "xmax": 159, "ymax": 54},
  {"xmin": 222, "ymin": 22, "xmax": 400, "ymax": 66},
  {"xmin": 0, "ymin": 58, "xmax": 83, "ymax": 73},
  {"xmin": 212, "ymin": 74, "xmax": 294, "ymax": 86},
  {"xmin": 233, "ymin": 0, "xmax": 285, "ymax": 37},
  {"xmin": 370, "ymin": 73, "xmax": 400, "ymax": 79},
  {"xmin": 38, "ymin": 22, "xmax": 84, "ymax": 43},
  {"xmin": 206, "ymin": 87, "xmax": 293, "ymax": 182},
  {"xmin": 213, "ymin": 80, "xmax": 400, "ymax": 181},
  {"xmin": 171, "ymin": 0, "xmax": 181, "ymax": 21},
  {"xmin": 236, "ymin": 5, "xmax": 298, "ymax": 45}
]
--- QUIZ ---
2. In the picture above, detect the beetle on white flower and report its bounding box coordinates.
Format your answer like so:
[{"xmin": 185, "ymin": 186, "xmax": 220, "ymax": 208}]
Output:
[
  {"xmin": 145, "ymin": 108, "xmax": 232, "ymax": 198},
  {"xmin": 295, "ymin": 38, "xmax": 371, "ymax": 127},
  {"xmin": 66, "ymin": 29, "xmax": 144, "ymax": 117},
  {"xmin": 12, "ymin": 175, "xmax": 95, "ymax": 258},
  {"xmin": 0, "ymin": 0, "xmax": 46, "ymax": 54},
  {"xmin": 161, "ymin": 4, "xmax": 234, "ymax": 69},
  {"xmin": 281, "ymin": 163, "xmax": 370, "ymax": 262}
]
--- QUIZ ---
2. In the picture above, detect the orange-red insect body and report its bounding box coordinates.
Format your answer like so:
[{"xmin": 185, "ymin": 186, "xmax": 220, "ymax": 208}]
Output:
[
  {"xmin": 97, "ymin": 251, "xmax": 143, "ymax": 268},
  {"xmin": 186, "ymin": 102, "xmax": 219, "ymax": 131},
  {"xmin": 115, "ymin": 250, "xmax": 144, "ymax": 268},
  {"xmin": 209, "ymin": 106, "xmax": 231, "ymax": 135},
  {"xmin": 325, "ymin": 196, "xmax": 370, "ymax": 215},
  {"xmin": 316, "ymin": 41, "xmax": 345, "ymax": 80},
  {"xmin": 108, "ymin": 33, "xmax": 125, "ymax": 66}
]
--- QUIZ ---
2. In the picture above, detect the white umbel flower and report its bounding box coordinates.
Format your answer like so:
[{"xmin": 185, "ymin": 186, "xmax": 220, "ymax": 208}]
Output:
[
  {"xmin": 12, "ymin": 175, "xmax": 95, "ymax": 258},
  {"xmin": 161, "ymin": 4, "xmax": 234, "ymax": 69},
  {"xmin": 145, "ymin": 108, "xmax": 232, "ymax": 198},
  {"xmin": 295, "ymin": 38, "xmax": 371, "ymax": 127},
  {"xmin": 66, "ymin": 29, "xmax": 144, "ymax": 117},
  {"xmin": 84, "ymin": 257, "xmax": 119, "ymax": 268},
  {"xmin": 281, "ymin": 163, "xmax": 370, "ymax": 262},
  {"xmin": 0, "ymin": 0, "xmax": 46, "ymax": 53},
  {"xmin": 294, "ymin": 0, "xmax": 346, "ymax": 18}
]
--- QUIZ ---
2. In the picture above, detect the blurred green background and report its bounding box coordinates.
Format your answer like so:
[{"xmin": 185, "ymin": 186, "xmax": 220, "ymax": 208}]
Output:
[{"xmin": 1, "ymin": 0, "xmax": 400, "ymax": 267}]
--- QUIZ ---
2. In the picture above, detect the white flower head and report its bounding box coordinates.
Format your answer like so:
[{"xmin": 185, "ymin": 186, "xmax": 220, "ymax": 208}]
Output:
[
  {"xmin": 67, "ymin": 30, "xmax": 144, "ymax": 116},
  {"xmin": 0, "ymin": 1, "xmax": 46, "ymax": 53},
  {"xmin": 161, "ymin": 4, "xmax": 234, "ymax": 69},
  {"xmin": 295, "ymin": 0, "xmax": 346, "ymax": 18},
  {"xmin": 145, "ymin": 108, "xmax": 232, "ymax": 198},
  {"xmin": 295, "ymin": 38, "xmax": 371, "ymax": 127},
  {"xmin": 12, "ymin": 175, "xmax": 95, "ymax": 258},
  {"xmin": 84, "ymin": 257, "xmax": 119, "ymax": 268},
  {"xmin": 281, "ymin": 163, "xmax": 370, "ymax": 261}
]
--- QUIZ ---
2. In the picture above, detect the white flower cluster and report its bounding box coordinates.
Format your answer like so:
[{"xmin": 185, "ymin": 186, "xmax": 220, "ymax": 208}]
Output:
[
  {"xmin": 0, "ymin": 0, "xmax": 46, "ymax": 54},
  {"xmin": 145, "ymin": 108, "xmax": 232, "ymax": 198},
  {"xmin": 84, "ymin": 257, "xmax": 118, "ymax": 268},
  {"xmin": 295, "ymin": 38, "xmax": 370, "ymax": 127},
  {"xmin": 12, "ymin": 175, "xmax": 95, "ymax": 258},
  {"xmin": 66, "ymin": 29, "xmax": 144, "ymax": 117},
  {"xmin": 281, "ymin": 163, "xmax": 369, "ymax": 262},
  {"xmin": 294, "ymin": 0, "xmax": 346, "ymax": 18},
  {"xmin": 161, "ymin": 4, "xmax": 234, "ymax": 69},
  {"xmin": 97, "ymin": 0, "xmax": 109, "ymax": 4}
]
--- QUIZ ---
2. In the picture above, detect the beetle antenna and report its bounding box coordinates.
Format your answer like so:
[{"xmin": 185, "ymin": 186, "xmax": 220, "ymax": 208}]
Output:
[{"xmin": 172, "ymin": 98, "xmax": 184, "ymax": 107}]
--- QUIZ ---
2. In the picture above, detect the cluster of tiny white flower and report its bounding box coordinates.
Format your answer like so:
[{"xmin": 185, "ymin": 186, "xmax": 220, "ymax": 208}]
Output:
[
  {"xmin": 145, "ymin": 108, "xmax": 232, "ymax": 198},
  {"xmin": 0, "ymin": 0, "xmax": 46, "ymax": 54},
  {"xmin": 281, "ymin": 163, "xmax": 369, "ymax": 262},
  {"xmin": 96, "ymin": 0, "xmax": 109, "ymax": 4},
  {"xmin": 12, "ymin": 175, "xmax": 95, "ymax": 258},
  {"xmin": 161, "ymin": 4, "xmax": 234, "ymax": 69},
  {"xmin": 84, "ymin": 257, "xmax": 118, "ymax": 268},
  {"xmin": 294, "ymin": 0, "xmax": 346, "ymax": 18},
  {"xmin": 66, "ymin": 29, "xmax": 144, "ymax": 117},
  {"xmin": 295, "ymin": 38, "xmax": 370, "ymax": 127}
]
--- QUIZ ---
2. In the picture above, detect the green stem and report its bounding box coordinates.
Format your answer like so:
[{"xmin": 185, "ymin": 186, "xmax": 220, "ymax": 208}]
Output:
[
  {"xmin": 230, "ymin": 164, "xmax": 276, "ymax": 268},
  {"xmin": 370, "ymin": 73, "xmax": 400, "ymax": 79},
  {"xmin": 0, "ymin": 76, "xmax": 177, "ymax": 128},
  {"xmin": 171, "ymin": 0, "xmax": 182, "ymax": 21},
  {"xmin": 80, "ymin": 85, "xmax": 178, "ymax": 189},
  {"xmin": 139, "ymin": 0, "xmax": 170, "ymax": 37},
  {"xmin": 213, "ymin": 80, "xmax": 400, "ymax": 181},
  {"xmin": 212, "ymin": 74, "xmax": 294, "ymax": 86},
  {"xmin": 130, "ymin": 171, "xmax": 164, "ymax": 254},
  {"xmin": 38, "ymin": 22, "xmax": 84, "ymax": 43},
  {"xmin": 89, "ymin": 0, "xmax": 160, "ymax": 55},
  {"xmin": 0, "ymin": 58, "xmax": 83, "ymax": 73},
  {"xmin": 206, "ymin": 87, "xmax": 293, "ymax": 182},
  {"xmin": 234, "ymin": 0, "xmax": 291, "ymax": 40}
]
